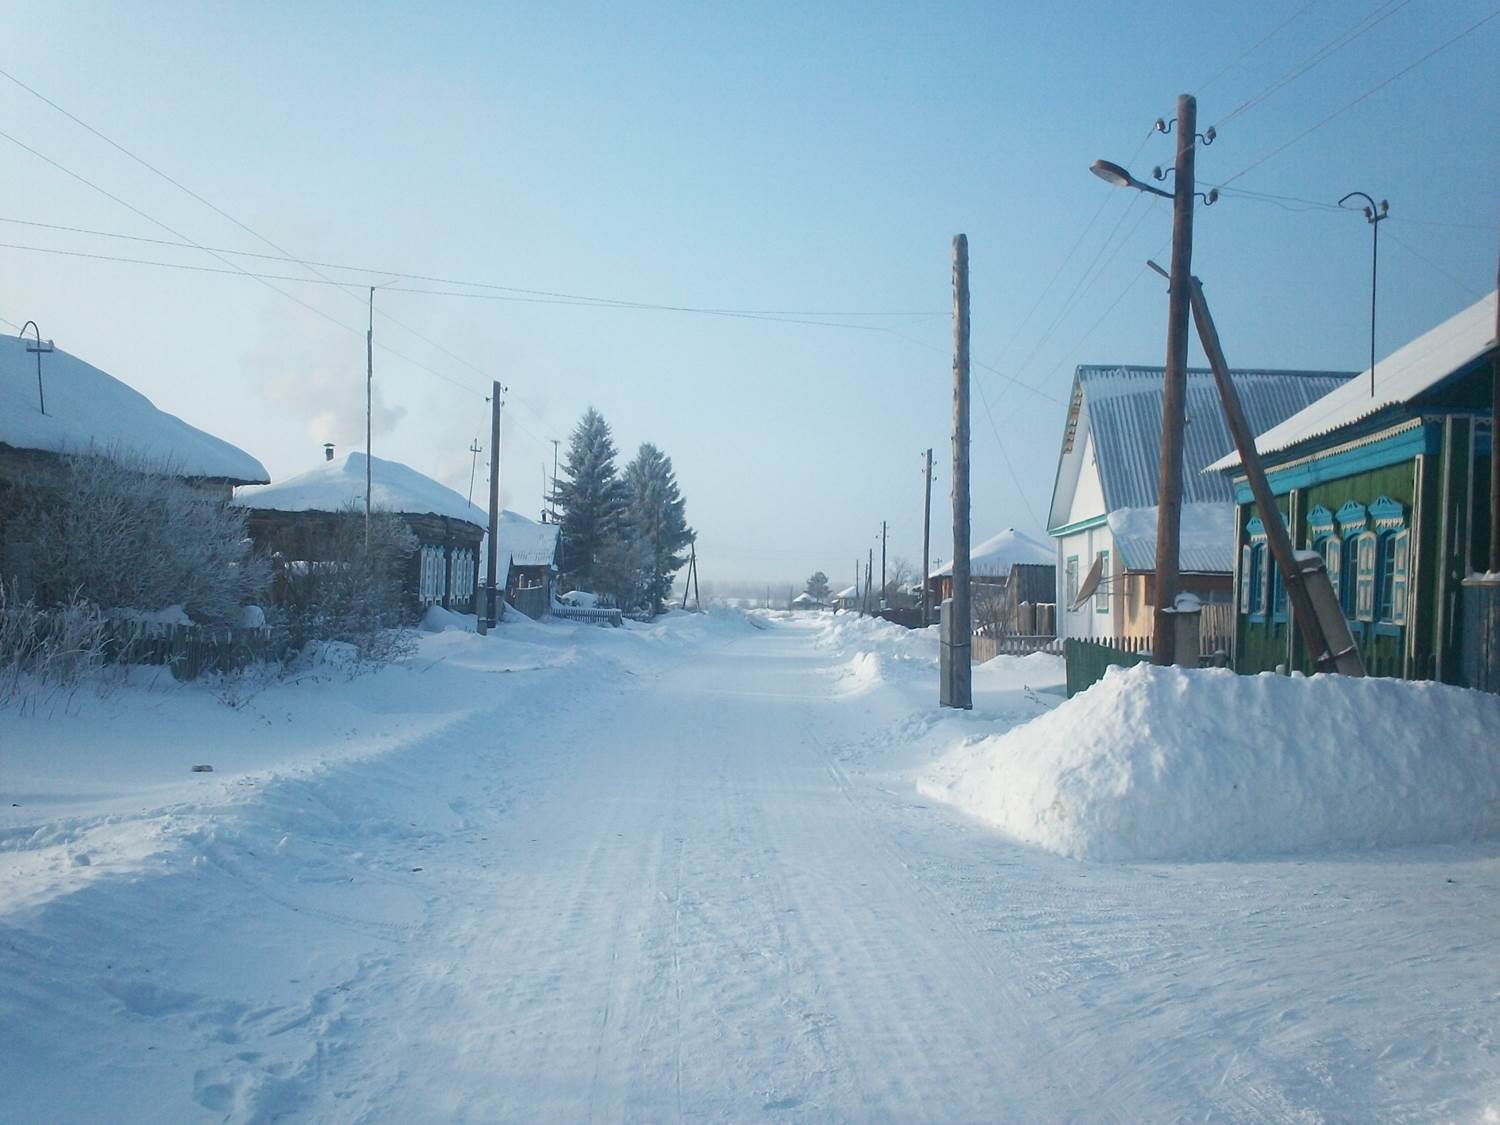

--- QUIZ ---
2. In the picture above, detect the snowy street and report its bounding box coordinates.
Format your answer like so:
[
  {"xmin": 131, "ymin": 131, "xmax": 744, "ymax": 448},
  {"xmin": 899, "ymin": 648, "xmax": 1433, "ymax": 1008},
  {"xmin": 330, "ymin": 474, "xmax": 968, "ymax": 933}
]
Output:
[{"xmin": 4, "ymin": 611, "xmax": 1499, "ymax": 1122}]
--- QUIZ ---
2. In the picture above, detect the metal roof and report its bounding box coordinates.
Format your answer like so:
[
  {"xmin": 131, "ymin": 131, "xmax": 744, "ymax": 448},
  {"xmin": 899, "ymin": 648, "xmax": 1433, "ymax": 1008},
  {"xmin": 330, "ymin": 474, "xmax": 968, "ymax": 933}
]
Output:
[
  {"xmin": 1208, "ymin": 290, "xmax": 1498, "ymax": 472},
  {"xmin": 1077, "ymin": 365, "xmax": 1355, "ymax": 511}
]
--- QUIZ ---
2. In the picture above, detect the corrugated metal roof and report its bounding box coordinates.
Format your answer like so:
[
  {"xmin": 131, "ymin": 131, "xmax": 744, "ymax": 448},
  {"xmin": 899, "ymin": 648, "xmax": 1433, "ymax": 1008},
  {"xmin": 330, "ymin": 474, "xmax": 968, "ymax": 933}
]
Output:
[
  {"xmin": 1208, "ymin": 290, "xmax": 1497, "ymax": 472},
  {"xmin": 1078, "ymin": 365, "xmax": 1354, "ymax": 511}
]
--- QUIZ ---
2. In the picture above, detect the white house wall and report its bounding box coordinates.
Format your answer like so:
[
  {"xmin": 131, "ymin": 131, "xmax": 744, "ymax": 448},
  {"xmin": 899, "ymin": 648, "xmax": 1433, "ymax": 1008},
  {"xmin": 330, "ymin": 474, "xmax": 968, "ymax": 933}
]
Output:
[
  {"xmin": 1056, "ymin": 526, "xmax": 1120, "ymax": 640},
  {"xmin": 1066, "ymin": 429, "xmax": 1107, "ymax": 526}
]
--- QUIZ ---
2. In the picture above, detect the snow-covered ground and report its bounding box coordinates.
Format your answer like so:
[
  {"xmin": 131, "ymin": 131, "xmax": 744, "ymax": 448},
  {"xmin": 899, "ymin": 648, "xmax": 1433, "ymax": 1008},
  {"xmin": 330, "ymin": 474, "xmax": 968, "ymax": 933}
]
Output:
[{"xmin": 3, "ymin": 610, "xmax": 1498, "ymax": 1121}]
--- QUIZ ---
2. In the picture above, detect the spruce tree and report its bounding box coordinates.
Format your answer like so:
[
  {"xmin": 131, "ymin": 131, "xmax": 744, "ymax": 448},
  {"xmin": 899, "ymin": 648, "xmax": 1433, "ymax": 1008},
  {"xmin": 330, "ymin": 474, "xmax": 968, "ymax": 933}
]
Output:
[
  {"xmin": 622, "ymin": 442, "xmax": 694, "ymax": 614},
  {"xmin": 553, "ymin": 408, "xmax": 626, "ymax": 591}
]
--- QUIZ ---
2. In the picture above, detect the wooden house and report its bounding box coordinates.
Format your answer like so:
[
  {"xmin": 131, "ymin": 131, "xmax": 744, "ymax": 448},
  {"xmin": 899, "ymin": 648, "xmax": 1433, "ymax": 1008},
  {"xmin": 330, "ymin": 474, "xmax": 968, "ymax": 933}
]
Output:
[
  {"xmin": 1047, "ymin": 364, "xmax": 1354, "ymax": 644},
  {"xmin": 926, "ymin": 527, "xmax": 1054, "ymax": 614},
  {"xmin": 233, "ymin": 451, "xmax": 485, "ymax": 615},
  {"xmin": 498, "ymin": 510, "xmax": 562, "ymax": 616},
  {"xmin": 1209, "ymin": 291, "xmax": 1496, "ymax": 683},
  {"xmin": 1, "ymin": 335, "xmax": 267, "ymax": 596}
]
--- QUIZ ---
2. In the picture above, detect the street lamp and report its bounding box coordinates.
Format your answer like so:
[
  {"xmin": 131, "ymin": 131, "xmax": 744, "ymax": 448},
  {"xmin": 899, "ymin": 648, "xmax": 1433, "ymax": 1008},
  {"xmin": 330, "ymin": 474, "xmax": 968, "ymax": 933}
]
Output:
[
  {"xmin": 1338, "ymin": 191, "xmax": 1388, "ymax": 399},
  {"xmin": 19, "ymin": 321, "xmax": 53, "ymax": 415},
  {"xmin": 1088, "ymin": 95, "xmax": 1217, "ymax": 666},
  {"xmin": 1089, "ymin": 159, "xmax": 1172, "ymax": 199}
]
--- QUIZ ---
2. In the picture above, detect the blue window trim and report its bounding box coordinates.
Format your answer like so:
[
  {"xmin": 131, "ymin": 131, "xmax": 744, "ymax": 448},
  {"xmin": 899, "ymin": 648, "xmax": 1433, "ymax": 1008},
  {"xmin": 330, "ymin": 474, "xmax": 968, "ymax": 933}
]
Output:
[
  {"xmin": 1094, "ymin": 550, "xmax": 1110, "ymax": 614},
  {"xmin": 1065, "ymin": 555, "xmax": 1080, "ymax": 606}
]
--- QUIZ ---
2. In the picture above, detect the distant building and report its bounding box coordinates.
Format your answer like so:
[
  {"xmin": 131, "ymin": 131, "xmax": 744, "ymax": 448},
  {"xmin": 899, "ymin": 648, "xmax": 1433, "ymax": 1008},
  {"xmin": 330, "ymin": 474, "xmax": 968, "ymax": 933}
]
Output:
[
  {"xmin": 790, "ymin": 591, "xmax": 821, "ymax": 610},
  {"xmin": 834, "ymin": 584, "xmax": 861, "ymax": 611},
  {"xmin": 1210, "ymin": 291, "xmax": 1497, "ymax": 683},
  {"xmin": 1047, "ymin": 364, "xmax": 1354, "ymax": 643},
  {"xmin": 498, "ymin": 509, "xmax": 561, "ymax": 616},
  {"xmin": 926, "ymin": 527, "xmax": 1054, "ymax": 617},
  {"xmin": 234, "ymin": 451, "xmax": 485, "ymax": 616}
]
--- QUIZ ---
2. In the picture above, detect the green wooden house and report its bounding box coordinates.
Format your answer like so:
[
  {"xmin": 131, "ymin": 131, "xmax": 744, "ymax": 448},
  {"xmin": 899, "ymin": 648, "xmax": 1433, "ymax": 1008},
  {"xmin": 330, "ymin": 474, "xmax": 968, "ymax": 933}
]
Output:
[{"xmin": 1209, "ymin": 290, "xmax": 1496, "ymax": 683}]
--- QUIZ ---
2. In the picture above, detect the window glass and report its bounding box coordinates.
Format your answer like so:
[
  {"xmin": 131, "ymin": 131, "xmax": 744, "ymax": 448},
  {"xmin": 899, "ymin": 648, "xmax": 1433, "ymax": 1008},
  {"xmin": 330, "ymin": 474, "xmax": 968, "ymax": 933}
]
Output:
[{"xmin": 1095, "ymin": 551, "xmax": 1109, "ymax": 613}]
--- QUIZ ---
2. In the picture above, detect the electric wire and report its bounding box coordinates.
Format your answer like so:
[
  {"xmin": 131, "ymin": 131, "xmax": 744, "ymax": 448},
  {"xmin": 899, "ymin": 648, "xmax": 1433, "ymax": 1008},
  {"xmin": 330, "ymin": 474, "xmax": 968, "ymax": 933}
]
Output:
[
  {"xmin": 1195, "ymin": 0, "xmax": 1322, "ymax": 94},
  {"xmin": 1216, "ymin": 6, "xmax": 1500, "ymax": 188},
  {"xmin": 1382, "ymin": 227, "xmax": 1487, "ymax": 299},
  {"xmin": 1217, "ymin": 0, "xmax": 1413, "ymax": 126}
]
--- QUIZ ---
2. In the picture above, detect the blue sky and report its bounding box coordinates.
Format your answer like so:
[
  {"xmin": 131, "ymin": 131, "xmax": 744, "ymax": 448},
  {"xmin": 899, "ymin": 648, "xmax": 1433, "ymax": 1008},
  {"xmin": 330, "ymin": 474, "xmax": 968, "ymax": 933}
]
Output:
[{"xmin": 2, "ymin": 1, "xmax": 1496, "ymax": 586}]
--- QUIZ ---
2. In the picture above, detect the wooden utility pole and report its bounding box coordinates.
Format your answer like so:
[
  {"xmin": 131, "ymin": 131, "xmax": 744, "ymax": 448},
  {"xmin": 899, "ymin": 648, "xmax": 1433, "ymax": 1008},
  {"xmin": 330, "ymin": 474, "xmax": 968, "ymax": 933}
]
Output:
[
  {"xmin": 1491, "ymin": 238, "xmax": 1499, "ymax": 573},
  {"xmin": 1151, "ymin": 93, "xmax": 1198, "ymax": 666},
  {"xmin": 1189, "ymin": 277, "xmax": 1362, "ymax": 675},
  {"xmin": 943, "ymin": 234, "xmax": 973, "ymax": 709},
  {"xmin": 485, "ymin": 380, "xmax": 503, "ymax": 629},
  {"xmin": 866, "ymin": 550, "xmax": 874, "ymax": 616},
  {"xmin": 365, "ymin": 287, "xmax": 374, "ymax": 548},
  {"xmin": 880, "ymin": 520, "xmax": 887, "ymax": 608},
  {"xmin": 921, "ymin": 447, "xmax": 933, "ymax": 625}
]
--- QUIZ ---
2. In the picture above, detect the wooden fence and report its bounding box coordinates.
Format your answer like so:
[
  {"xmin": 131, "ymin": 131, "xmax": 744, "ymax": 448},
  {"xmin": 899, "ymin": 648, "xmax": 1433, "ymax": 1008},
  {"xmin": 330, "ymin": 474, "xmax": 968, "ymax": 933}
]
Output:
[
  {"xmin": 972, "ymin": 633, "xmax": 1064, "ymax": 662},
  {"xmin": 507, "ymin": 586, "xmax": 549, "ymax": 620},
  {"xmin": 104, "ymin": 618, "xmax": 293, "ymax": 681},
  {"xmin": 552, "ymin": 605, "xmax": 623, "ymax": 627}
]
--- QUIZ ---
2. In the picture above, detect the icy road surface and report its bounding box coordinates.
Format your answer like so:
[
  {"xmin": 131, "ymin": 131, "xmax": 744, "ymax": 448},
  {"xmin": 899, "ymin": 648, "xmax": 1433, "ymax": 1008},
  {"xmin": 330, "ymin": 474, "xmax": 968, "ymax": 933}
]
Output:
[{"xmin": 3, "ymin": 610, "xmax": 1498, "ymax": 1122}]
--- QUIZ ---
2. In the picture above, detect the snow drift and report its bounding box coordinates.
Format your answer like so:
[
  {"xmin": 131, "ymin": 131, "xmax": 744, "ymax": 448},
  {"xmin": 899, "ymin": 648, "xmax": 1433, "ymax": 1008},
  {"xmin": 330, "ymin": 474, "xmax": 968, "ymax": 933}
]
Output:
[{"xmin": 921, "ymin": 664, "xmax": 1500, "ymax": 862}]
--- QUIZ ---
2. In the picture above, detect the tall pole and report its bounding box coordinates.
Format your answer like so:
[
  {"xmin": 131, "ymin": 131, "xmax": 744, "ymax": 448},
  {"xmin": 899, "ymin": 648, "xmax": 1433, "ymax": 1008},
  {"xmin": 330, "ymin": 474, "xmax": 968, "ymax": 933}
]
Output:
[
  {"xmin": 944, "ymin": 233, "xmax": 973, "ymax": 708},
  {"xmin": 880, "ymin": 520, "xmax": 887, "ymax": 608},
  {"xmin": 550, "ymin": 438, "xmax": 560, "ymax": 520},
  {"xmin": 486, "ymin": 381, "xmax": 503, "ymax": 628},
  {"xmin": 921, "ymin": 447, "xmax": 933, "ymax": 625},
  {"xmin": 366, "ymin": 287, "xmax": 374, "ymax": 548},
  {"xmin": 1491, "ymin": 235, "xmax": 1499, "ymax": 573},
  {"xmin": 1369, "ymin": 214, "xmax": 1381, "ymax": 399},
  {"xmin": 1151, "ymin": 93, "xmax": 1197, "ymax": 666},
  {"xmin": 467, "ymin": 439, "xmax": 483, "ymax": 508}
]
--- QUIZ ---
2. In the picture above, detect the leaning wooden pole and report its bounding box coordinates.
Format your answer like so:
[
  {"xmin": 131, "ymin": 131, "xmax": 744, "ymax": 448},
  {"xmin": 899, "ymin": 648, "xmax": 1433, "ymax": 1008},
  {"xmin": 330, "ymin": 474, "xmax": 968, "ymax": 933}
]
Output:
[
  {"xmin": 1188, "ymin": 277, "xmax": 1360, "ymax": 675},
  {"xmin": 943, "ymin": 234, "xmax": 973, "ymax": 709},
  {"xmin": 1152, "ymin": 93, "xmax": 1198, "ymax": 665}
]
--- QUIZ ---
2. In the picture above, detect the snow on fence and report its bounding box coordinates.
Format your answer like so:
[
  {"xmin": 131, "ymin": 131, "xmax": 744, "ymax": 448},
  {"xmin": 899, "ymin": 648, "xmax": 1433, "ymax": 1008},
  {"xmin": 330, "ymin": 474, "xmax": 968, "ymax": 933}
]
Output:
[
  {"xmin": 972, "ymin": 633, "xmax": 1064, "ymax": 662},
  {"xmin": 552, "ymin": 605, "xmax": 623, "ymax": 627},
  {"xmin": 1064, "ymin": 630, "xmax": 1233, "ymax": 698},
  {"xmin": 104, "ymin": 617, "xmax": 293, "ymax": 681}
]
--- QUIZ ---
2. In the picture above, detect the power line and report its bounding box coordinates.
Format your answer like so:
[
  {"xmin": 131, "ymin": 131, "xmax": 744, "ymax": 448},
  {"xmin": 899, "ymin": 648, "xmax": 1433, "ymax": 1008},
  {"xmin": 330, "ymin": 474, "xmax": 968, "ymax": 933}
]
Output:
[
  {"xmin": 1217, "ymin": 0, "xmax": 1413, "ymax": 126},
  {"xmin": 1196, "ymin": 0, "xmax": 1322, "ymax": 94},
  {"xmin": 1216, "ymin": 6, "xmax": 1500, "ymax": 188},
  {"xmin": 0, "ymin": 214, "xmax": 944, "ymax": 321},
  {"xmin": 1214, "ymin": 187, "xmax": 1499, "ymax": 230},
  {"xmin": 1382, "ymin": 227, "xmax": 1487, "ymax": 299},
  {"xmin": 973, "ymin": 380, "xmax": 1045, "ymax": 533}
]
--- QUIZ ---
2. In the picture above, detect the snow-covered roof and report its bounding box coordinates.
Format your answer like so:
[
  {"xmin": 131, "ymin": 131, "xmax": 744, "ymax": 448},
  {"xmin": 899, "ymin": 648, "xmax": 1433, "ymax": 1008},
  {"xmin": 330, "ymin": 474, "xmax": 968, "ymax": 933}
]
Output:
[
  {"xmin": 929, "ymin": 527, "xmax": 1054, "ymax": 579},
  {"xmin": 1208, "ymin": 291, "xmax": 1498, "ymax": 472},
  {"xmin": 0, "ymin": 334, "xmax": 267, "ymax": 483},
  {"xmin": 500, "ymin": 510, "xmax": 560, "ymax": 569},
  {"xmin": 233, "ymin": 451, "xmax": 485, "ymax": 529},
  {"xmin": 1068, "ymin": 365, "xmax": 1354, "ymax": 512},
  {"xmin": 791, "ymin": 592, "xmax": 819, "ymax": 604},
  {"xmin": 835, "ymin": 584, "xmax": 859, "ymax": 600},
  {"xmin": 1107, "ymin": 503, "xmax": 1238, "ymax": 574}
]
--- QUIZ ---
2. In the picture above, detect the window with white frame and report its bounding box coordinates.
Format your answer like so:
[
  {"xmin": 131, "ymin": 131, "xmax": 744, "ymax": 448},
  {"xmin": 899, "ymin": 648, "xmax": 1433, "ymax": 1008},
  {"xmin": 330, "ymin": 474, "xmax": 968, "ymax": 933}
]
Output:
[
  {"xmin": 1094, "ymin": 550, "xmax": 1109, "ymax": 613},
  {"xmin": 1065, "ymin": 556, "xmax": 1079, "ymax": 606}
]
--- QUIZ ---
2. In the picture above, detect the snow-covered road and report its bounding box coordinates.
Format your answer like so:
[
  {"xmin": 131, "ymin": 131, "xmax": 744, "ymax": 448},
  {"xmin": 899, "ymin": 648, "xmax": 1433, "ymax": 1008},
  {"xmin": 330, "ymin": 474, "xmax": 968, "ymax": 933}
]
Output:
[{"xmin": 4, "ymin": 611, "xmax": 1499, "ymax": 1122}]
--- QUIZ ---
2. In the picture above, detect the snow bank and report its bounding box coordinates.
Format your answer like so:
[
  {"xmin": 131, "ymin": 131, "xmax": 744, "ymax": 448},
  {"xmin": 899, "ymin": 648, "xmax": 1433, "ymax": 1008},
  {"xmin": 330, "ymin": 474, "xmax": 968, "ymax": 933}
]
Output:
[{"xmin": 921, "ymin": 665, "xmax": 1500, "ymax": 862}]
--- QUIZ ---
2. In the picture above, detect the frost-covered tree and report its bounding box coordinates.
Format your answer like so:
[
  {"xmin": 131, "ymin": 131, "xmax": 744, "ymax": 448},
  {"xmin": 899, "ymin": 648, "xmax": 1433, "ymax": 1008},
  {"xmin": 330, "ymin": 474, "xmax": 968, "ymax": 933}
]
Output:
[
  {"xmin": 805, "ymin": 571, "xmax": 831, "ymax": 602},
  {"xmin": 7, "ymin": 450, "xmax": 269, "ymax": 623},
  {"xmin": 553, "ymin": 408, "xmax": 627, "ymax": 591},
  {"xmin": 622, "ymin": 443, "xmax": 694, "ymax": 615}
]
